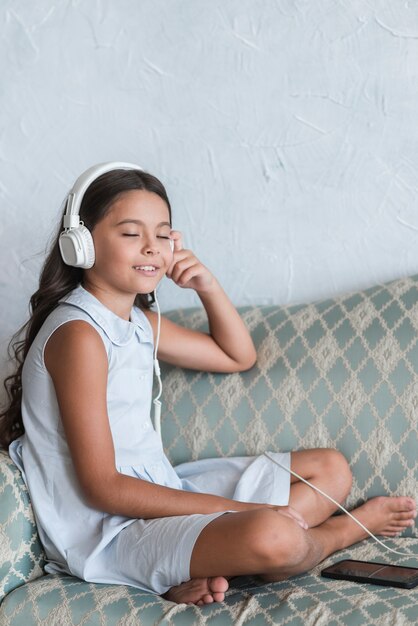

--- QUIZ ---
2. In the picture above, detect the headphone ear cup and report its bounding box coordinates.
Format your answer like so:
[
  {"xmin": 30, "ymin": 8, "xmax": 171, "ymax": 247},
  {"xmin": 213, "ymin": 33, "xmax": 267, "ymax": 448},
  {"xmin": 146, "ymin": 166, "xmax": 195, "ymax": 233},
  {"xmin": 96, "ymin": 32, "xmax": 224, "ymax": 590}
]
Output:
[
  {"xmin": 59, "ymin": 225, "xmax": 95, "ymax": 269},
  {"xmin": 79, "ymin": 225, "xmax": 95, "ymax": 268}
]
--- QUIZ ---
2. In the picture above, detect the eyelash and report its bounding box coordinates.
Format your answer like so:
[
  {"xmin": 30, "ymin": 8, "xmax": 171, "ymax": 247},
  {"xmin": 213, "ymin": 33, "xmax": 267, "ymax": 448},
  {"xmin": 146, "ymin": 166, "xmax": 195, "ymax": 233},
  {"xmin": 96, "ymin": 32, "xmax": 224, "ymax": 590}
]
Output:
[{"xmin": 123, "ymin": 235, "xmax": 170, "ymax": 239}]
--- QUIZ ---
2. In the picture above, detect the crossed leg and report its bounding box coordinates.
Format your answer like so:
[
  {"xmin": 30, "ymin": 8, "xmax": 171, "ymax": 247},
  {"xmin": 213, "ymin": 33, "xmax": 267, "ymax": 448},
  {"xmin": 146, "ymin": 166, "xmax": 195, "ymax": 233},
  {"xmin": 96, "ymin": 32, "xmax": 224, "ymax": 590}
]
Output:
[
  {"xmin": 286, "ymin": 448, "xmax": 353, "ymax": 527},
  {"xmin": 163, "ymin": 449, "xmax": 416, "ymax": 605}
]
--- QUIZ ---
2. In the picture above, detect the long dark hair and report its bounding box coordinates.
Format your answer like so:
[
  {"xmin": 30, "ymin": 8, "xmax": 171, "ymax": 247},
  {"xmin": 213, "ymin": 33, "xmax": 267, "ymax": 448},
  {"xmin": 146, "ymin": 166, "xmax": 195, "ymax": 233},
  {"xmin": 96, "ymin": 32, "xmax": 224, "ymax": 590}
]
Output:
[{"xmin": 0, "ymin": 168, "xmax": 172, "ymax": 449}]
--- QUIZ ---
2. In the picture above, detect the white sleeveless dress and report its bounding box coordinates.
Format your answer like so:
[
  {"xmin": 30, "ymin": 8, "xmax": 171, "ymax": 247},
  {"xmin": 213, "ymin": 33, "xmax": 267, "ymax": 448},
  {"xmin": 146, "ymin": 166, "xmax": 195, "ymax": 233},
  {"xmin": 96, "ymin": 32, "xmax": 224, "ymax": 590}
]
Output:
[{"xmin": 9, "ymin": 284, "xmax": 291, "ymax": 594}]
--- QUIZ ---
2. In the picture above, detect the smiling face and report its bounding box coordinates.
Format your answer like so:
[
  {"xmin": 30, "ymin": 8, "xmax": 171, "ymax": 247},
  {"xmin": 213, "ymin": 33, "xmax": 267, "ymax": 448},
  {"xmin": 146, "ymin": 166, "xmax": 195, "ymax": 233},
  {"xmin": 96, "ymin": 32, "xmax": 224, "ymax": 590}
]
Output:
[{"xmin": 83, "ymin": 189, "xmax": 173, "ymax": 316}]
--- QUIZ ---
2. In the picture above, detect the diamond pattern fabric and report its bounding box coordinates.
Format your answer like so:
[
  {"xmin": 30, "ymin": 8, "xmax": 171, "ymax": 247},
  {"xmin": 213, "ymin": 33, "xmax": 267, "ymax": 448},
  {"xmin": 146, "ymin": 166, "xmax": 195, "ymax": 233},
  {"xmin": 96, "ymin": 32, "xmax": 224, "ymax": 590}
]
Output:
[
  {"xmin": 1, "ymin": 273, "xmax": 417, "ymax": 624},
  {"xmin": 1, "ymin": 540, "xmax": 417, "ymax": 625},
  {"xmin": 0, "ymin": 450, "xmax": 46, "ymax": 601}
]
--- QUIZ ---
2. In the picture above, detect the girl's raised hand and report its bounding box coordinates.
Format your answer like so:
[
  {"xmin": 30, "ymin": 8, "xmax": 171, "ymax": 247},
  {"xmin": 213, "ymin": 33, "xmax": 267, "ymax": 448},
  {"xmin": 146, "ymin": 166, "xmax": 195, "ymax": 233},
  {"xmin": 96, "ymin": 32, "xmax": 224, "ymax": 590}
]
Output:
[{"xmin": 166, "ymin": 231, "xmax": 215, "ymax": 294}]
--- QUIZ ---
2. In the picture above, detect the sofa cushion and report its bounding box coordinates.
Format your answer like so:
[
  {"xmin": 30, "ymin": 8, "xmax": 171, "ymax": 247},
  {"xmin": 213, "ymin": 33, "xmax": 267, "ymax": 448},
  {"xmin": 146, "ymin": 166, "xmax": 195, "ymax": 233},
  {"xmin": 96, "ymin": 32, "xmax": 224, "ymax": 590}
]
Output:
[
  {"xmin": 161, "ymin": 274, "xmax": 418, "ymax": 537},
  {"xmin": 0, "ymin": 450, "xmax": 46, "ymax": 602},
  {"xmin": 1, "ymin": 538, "xmax": 417, "ymax": 625}
]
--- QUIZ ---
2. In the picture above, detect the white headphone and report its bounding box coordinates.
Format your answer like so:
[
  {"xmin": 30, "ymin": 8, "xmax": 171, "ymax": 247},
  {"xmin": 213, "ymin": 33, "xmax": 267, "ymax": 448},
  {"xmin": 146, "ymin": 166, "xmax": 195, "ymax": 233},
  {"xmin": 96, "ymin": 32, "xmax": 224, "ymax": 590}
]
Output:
[{"xmin": 59, "ymin": 161, "xmax": 147, "ymax": 268}]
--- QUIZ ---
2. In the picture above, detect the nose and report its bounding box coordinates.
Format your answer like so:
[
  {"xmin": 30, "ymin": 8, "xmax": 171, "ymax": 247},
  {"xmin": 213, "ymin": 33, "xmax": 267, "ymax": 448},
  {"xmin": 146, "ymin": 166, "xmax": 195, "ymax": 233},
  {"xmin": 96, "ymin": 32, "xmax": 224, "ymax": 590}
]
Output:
[
  {"xmin": 142, "ymin": 237, "xmax": 160, "ymax": 256},
  {"xmin": 144, "ymin": 247, "xmax": 159, "ymax": 255}
]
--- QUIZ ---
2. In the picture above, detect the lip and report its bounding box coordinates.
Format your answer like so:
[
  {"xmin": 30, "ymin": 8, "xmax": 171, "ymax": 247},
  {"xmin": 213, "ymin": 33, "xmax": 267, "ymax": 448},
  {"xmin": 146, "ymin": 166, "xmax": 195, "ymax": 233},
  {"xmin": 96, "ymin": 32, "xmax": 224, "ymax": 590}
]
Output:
[{"xmin": 133, "ymin": 265, "xmax": 160, "ymax": 276}]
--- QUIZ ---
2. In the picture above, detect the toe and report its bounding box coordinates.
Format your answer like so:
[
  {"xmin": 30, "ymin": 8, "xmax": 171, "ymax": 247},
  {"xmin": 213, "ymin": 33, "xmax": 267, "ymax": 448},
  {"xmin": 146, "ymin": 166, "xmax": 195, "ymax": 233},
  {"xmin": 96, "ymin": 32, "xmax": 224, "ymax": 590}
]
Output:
[
  {"xmin": 212, "ymin": 591, "xmax": 226, "ymax": 602},
  {"xmin": 400, "ymin": 497, "xmax": 416, "ymax": 511},
  {"xmin": 386, "ymin": 525, "xmax": 405, "ymax": 533},
  {"xmin": 209, "ymin": 576, "xmax": 229, "ymax": 593},
  {"xmin": 394, "ymin": 511, "xmax": 416, "ymax": 521},
  {"xmin": 202, "ymin": 594, "xmax": 214, "ymax": 604}
]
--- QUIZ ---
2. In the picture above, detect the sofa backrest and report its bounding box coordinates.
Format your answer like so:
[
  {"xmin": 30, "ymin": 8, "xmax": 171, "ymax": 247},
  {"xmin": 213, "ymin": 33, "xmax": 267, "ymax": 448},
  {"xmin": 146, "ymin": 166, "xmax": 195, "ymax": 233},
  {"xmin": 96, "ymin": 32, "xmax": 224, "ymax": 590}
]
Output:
[{"xmin": 161, "ymin": 273, "xmax": 418, "ymax": 536}]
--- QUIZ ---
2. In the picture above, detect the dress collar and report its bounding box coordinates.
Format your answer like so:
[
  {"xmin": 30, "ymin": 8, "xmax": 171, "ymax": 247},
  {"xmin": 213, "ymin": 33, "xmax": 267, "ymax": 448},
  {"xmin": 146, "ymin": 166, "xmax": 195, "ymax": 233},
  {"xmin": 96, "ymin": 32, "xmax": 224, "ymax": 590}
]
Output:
[{"xmin": 58, "ymin": 284, "xmax": 150, "ymax": 346}]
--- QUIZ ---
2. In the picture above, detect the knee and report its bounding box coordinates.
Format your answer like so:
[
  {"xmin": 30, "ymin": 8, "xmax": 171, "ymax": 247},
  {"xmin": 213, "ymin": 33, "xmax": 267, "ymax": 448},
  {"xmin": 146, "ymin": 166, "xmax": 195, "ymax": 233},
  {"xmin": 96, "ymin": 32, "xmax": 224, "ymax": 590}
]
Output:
[
  {"xmin": 321, "ymin": 449, "xmax": 353, "ymax": 501},
  {"xmin": 243, "ymin": 509, "xmax": 310, "ymax": 571}
]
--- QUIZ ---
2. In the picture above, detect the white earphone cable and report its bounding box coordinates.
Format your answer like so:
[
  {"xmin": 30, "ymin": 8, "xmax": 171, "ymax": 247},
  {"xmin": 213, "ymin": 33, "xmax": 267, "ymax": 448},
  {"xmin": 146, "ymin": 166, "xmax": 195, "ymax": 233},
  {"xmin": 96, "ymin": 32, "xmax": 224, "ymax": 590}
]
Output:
[
  {"xmin": 150, "ymin": 238, "xmax": 174, "ymax": 439},
  {"xmin": 152, "ymin": 289, "xmax": 162, "ymax": 437},
  {"xmin": 263, "ymin": 452, "xmax": 417, "ymax": 559}
]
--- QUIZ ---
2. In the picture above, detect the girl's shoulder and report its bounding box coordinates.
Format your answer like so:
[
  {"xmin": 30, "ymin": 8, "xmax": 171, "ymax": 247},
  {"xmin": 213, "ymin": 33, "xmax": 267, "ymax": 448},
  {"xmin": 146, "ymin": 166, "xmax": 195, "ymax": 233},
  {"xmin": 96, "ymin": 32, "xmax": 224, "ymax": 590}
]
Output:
[
  {"xmin": 57, "ymin": 285, "xmax": 152, "ymax": 347},
  {"xmin": 36, "ymin": 284, "xmax": 153, "ymax": 353},
  {"xmin": 41, "ymin": 287, "xmax": 109, "ymax": 342},
  {"xmin": 56, "ymin": 285, "xmax": 140, "ymax": 346},
  {"xmin": 39, "ymin": 296, "xmax": 99, "ymax": 342}
]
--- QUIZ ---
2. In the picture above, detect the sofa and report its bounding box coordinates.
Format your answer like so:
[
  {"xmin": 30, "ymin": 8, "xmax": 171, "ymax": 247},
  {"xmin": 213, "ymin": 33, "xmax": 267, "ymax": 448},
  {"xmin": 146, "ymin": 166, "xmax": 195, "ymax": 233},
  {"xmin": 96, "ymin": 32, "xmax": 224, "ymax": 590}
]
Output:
[{"xmin": 1, "ymin": 273, "xmax": 417, "ymax": 626}]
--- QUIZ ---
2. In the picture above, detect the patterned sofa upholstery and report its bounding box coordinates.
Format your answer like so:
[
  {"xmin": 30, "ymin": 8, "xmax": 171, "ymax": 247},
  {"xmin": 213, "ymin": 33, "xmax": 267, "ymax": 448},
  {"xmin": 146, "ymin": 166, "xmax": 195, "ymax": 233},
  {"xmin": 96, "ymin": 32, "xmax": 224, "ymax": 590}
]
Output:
[{"xmin": 1, "ymin": 273, "xmax": 417, "ymax": 625}]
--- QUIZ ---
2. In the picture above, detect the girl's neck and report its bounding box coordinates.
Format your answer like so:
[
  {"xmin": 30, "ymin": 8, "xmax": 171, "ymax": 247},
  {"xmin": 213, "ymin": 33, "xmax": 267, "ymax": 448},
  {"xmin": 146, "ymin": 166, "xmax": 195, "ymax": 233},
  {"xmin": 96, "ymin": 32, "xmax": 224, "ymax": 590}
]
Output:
[{"xmin": 81, "ymin": 282, "xmax": 135, "ymax": 322}]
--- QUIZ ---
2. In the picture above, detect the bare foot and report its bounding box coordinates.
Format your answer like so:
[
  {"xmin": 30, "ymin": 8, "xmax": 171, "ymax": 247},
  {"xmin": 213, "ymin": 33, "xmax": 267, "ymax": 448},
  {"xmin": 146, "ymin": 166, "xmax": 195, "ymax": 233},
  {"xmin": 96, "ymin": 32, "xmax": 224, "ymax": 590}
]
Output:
[
  {"xmin": 350, "ymin": 496, "xmax": 417, "ymax": 538},
  {"xmin": 162, "ymin": 576, "xmax": 229, "ymax": 606}
]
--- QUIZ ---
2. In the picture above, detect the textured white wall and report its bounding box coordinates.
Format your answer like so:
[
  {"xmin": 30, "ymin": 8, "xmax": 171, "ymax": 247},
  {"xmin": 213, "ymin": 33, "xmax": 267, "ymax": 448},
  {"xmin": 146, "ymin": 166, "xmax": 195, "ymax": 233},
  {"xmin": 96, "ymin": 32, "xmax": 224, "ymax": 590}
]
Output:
[{"xmin": 1, "ymin": 1, "xmax": 418, "ymax": 379}]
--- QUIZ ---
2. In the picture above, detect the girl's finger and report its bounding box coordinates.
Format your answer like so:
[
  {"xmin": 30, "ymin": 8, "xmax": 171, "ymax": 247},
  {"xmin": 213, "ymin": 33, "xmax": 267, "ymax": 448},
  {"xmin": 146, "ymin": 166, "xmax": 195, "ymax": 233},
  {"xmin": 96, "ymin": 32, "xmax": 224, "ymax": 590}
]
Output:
[
  {"xmin": 171, "ymin": 258, "xmax": 199, "ymax": 285},
  {"xmin": 169, "ymin": 230, "xmax": 183, "ymax": 252},
  {"xmin": 174, "ymin": 265, "xmax": 201, "ymax": 287},
  {"xmin": 166, "ymin": 249, "xmax": 192, "ymax": 278}
]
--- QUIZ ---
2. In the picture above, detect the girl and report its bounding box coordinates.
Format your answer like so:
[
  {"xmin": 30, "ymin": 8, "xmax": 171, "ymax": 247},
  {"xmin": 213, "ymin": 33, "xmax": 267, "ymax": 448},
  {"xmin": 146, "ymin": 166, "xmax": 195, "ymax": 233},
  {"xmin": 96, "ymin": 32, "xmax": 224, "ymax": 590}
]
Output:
[{"xmin": 1, "ymin": 163, "xmax": 416, "ymax": 606}]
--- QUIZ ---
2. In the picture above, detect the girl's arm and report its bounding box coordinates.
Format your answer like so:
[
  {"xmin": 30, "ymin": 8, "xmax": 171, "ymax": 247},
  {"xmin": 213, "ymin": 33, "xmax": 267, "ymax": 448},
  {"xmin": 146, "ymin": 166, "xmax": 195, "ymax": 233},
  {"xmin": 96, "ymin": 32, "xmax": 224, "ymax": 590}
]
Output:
[{"xmin": 143, "ymin": 231, "xmax": 257, "ymax": 373}]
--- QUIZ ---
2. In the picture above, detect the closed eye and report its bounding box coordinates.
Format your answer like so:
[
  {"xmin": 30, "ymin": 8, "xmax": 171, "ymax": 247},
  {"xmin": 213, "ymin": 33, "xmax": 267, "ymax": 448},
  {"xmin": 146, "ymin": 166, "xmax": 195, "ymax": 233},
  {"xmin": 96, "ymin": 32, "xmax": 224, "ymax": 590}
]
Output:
[{"xmin": 122, "ymin": 234, "xmax": 170, "ymax": 239}]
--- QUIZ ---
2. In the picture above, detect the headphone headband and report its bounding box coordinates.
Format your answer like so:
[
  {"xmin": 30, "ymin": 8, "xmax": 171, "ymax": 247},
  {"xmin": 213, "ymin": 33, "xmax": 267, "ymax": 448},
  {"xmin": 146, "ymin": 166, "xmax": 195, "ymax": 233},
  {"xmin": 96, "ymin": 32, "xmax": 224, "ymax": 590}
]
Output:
[
  {"xmin": 59, "ymin": 161, "xmax": 144, "ymax": 268},
  {"xmin": 63, "ymin": 161, "xmax": 144, "ymax": 228}
]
